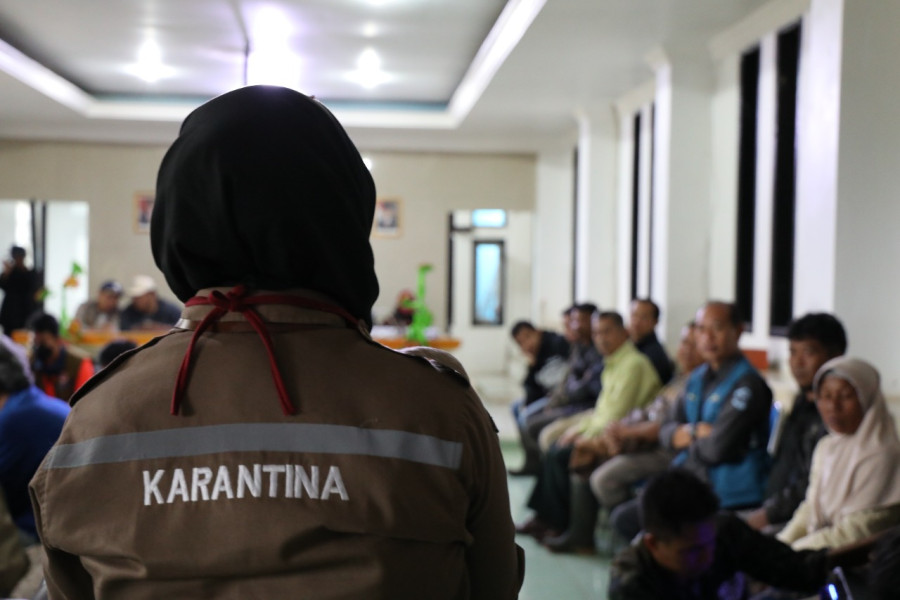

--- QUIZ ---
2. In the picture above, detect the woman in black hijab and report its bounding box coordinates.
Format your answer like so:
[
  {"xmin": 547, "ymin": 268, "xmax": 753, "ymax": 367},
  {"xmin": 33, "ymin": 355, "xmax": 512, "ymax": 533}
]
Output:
[
  {"xmin": 31, "ymin": 86, "xmax": 523, "ymax": 600},
  {"xmin": 152, "ymin": 85, "xmax": 379, "ymax": 326}
]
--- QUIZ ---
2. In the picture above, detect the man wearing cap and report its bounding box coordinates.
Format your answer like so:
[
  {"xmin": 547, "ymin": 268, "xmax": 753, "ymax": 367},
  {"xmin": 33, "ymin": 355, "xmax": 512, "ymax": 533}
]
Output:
[
  {"xmin": 29, "ymin": 86, "xmax": 523, "ymax": 599},
  {"xmin": 73, "ymin": 280, "xmax": 123, "ymax": 330},
  {"xmin": 118, "ymin": 274, "xmax": 182, "ymax": 331}
]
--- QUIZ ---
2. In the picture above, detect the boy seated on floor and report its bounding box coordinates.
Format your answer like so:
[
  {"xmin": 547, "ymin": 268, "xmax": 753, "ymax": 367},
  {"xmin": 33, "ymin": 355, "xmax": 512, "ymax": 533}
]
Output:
[{"xmin": 607, "ymin": 468, "xmax": 872, "ymax": 600}]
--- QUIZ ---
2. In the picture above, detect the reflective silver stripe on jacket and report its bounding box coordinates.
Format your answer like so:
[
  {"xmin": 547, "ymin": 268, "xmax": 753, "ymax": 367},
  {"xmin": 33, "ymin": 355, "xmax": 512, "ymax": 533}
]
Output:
[{"xmin": 45, "ymin": 423, "xmax": 463, "ymax": 470}]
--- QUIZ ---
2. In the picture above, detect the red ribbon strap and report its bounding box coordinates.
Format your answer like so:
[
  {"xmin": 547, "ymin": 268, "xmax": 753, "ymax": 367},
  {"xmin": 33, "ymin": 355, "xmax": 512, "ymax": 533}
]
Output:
[{"xmin": 171, "ymin": 285, "xmax": 358, "ymax": 416}]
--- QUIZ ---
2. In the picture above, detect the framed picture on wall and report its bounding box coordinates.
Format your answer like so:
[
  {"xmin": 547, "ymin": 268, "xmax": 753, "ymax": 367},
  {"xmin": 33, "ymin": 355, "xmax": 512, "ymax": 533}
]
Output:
[
  {"xmin": 134, "ymin": 192, "xmax": 155, "ymax": 233},
  {"xmin": 373, "ymin": 197, "xmax": 402, "ymax": 238}
]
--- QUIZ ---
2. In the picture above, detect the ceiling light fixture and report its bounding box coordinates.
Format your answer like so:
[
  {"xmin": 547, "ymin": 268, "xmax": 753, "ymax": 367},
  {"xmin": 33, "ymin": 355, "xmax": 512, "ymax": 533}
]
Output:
[
  {"xmin": 127, "ymin": 38, "xmax": 173, "ymax": 83},
  {"xmin": 347, "ymin": 48, "xmax": 389, "ymax": 89},
  {"xmin": 362, "ymin": 22, "xmax": 379, "ymax": 38},
  {"xmin": 246, "ymin": 6, "xmax": 302, "ymax": 89}
]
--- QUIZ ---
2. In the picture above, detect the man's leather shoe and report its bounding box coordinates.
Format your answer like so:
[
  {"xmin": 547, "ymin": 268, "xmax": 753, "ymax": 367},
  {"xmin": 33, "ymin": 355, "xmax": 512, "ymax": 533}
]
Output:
[
  {"xmin": 542, "ymin": 530, "xmax": 596, "ymax": 555},
  {"xmin": 514, "ymin": 516, "xmax": 549, "ymax": 538}
]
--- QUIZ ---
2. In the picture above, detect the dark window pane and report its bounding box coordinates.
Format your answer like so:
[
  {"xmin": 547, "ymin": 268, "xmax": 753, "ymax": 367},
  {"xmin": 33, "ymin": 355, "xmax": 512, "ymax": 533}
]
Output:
[
  {"xmin": 770, "ymin": 22, "xmax": 801, "ymax": 335},
  {"xmin": 631, "ymin": 112, "xmax": 642, "ymax": 300},
  {"xmin": 736, "ymin": 45, "xmax": 761, "ymax": 329}
]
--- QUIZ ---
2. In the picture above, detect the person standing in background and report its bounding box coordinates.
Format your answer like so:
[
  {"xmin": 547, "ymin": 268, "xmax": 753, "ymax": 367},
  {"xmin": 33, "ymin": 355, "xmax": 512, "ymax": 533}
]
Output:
[{"xmin": 0, "ymin": 246, "xmax": 40, "ymax": 336}]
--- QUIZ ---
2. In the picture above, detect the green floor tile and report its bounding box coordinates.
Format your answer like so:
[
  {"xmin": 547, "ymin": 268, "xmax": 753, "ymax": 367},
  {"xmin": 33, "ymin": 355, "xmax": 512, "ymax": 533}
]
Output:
[{"xmin": 502, "ymin": 440, "xmax": 617, "ymax": 599}]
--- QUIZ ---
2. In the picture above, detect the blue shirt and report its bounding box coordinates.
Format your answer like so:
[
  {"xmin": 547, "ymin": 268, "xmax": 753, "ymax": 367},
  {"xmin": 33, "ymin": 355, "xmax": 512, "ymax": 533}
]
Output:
[{"xmin": 0, "ymin": 385, "xmax": 69, "ymax": 536}]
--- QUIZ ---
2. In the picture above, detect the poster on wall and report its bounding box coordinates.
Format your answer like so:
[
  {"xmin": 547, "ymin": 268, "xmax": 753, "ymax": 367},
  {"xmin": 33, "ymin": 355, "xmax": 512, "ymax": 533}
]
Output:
[
  {"xmin": 373, "ymin": 197, "xmax": 402, "ymax": 238},
  {"xmin": 134, "ymin": 192, "xmax": 155, "ymax": 233}
]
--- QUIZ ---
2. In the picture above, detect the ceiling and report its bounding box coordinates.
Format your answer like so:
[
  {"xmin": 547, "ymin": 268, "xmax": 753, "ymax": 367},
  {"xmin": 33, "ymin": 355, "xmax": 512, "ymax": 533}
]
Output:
[{"xmin": 0, "ymin": 0, "xmax": 763, "ymax": 154}]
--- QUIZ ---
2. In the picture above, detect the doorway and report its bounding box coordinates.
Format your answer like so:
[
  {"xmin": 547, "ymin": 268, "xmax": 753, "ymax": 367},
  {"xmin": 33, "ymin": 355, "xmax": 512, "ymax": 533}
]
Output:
[{"xmin": 447, "ymin": 209, "xmax": 532, "ymax": 378}]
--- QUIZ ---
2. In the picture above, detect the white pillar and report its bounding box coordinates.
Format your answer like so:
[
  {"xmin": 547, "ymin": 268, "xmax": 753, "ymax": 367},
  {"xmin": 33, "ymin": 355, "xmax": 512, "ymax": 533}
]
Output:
[
  {"xmin": 829, "ymin": 0, "xmax": 900, "ymax": 393},
  {"xmin": 650, "ymin": 45, "xmax": 716, "ymax": 345},
  {"xmin": 574, "ymin": 107, "xmax": 618, "ymax": 311},
  {"xmin": 533, "ymin": 146, "xmax": 576, "ymax": 327}
]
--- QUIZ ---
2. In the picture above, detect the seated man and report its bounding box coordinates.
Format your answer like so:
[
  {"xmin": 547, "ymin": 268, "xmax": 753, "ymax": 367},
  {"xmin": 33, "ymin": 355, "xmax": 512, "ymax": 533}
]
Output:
[
  {"xmin": 516, "ymin": 311, "xmax": 660, "ymax": 543},
  {"xmin": 508, "ymin": 318, "xmax": 570, "ymax": 475},
  {"xmin": 588, "ymin": 321, "xmax": 704, "ymax": 514},
  {"xmin": 541, "ymin": 322, "xmax": 703, "ymax": 554},
  {"xmin": 73, "ymin": 279, "xmax": 123, "ymax": 330},
  {"xmin": 612, "ymin": 301, "xmax": 773, "ymax": 541},
  {"xmin": 29, "ymin": 313, "xmax": 95, "ymax": 401},
  {"xmin": 629, "ymin": 298, "xmax": 673, "ymax": 385},
  {"xmin": 119, "ymin": 274, "xmax": 182, "ymax": 331},
  {"xmin": 608, "ymin": 468, "xmax": 866, "ymax": 599},
  {"xmin": 744, "ymin": 312, "xmax": 846, "ymax": 533},
  {"xmin": 523, "ymin": 303, "xmax": 605, "ymax": 457},
  {"xmin": 0, "ymin": 334, "xmax": 69, "ymax": 540}
]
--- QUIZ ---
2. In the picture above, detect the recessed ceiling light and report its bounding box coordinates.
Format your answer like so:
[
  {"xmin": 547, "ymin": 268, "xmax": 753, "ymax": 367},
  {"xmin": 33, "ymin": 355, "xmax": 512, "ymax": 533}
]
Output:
[
  {"xmin": 246, "ymin": 6, "xmax": 300, "ymax": 88},
  {"xmin": 358, "ymin": 49, "xmax": 380, "ymax": 71},
  {"xmin": 126, "ymin": 38, "xmax": 173, "ymax": 83},
  {"xmin": 251, "ymin": 6, "xmax": 293, "ymax": 46},
  {"xmin": 247, "ymin": 51, "xmax": 302, "ymax": 88},
  {"xmin": 347, "ymin": 48, "xmax": 389, "ymax": 89},
  {"xmin": 362, "ymin": 22, "xmax": 379, "ymax": 38},
  {"xmin": 362, "ymin": 156, "xmax": 373, "ymax": 170}
]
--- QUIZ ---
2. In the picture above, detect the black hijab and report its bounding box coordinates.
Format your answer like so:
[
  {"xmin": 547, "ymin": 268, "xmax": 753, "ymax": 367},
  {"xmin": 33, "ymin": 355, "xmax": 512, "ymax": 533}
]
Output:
[{"xmin": 151, "ymin": 85, "xmax": 379, "ymax": 325}]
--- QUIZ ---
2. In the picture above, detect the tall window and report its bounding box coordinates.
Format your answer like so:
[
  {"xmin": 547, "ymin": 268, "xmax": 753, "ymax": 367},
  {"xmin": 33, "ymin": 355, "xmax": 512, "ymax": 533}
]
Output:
[
  {"xmin": 735, "ymin": 45, "xmax": 760, "ymax": 329},
  {"xmin": 630, "ymin": 103, "xmax": 656, "ymax": 300},
  {"xmin": 734, "ymin": 21, "xmax": 802, "ymax": 337},
  {"xmin": 630, "ymin": 112, "xmax": 642, "ymax": 300},
  {"xmin": 769, "ymin": 22, "xmax": 801, "ymax": 334}
]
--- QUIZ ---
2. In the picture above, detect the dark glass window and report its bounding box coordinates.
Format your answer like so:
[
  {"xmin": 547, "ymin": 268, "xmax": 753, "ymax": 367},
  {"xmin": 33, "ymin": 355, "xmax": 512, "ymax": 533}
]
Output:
[
  {"xmin": 769, "ymin": 22, "xmax": 801, "ymax": 335},
  {"xmin": 631, "ymin": 112, "xmax": 642, "ymax": 300},
  {"xmin": 735, "ymin": 45, "xmax": 761, "ymax": 329}
]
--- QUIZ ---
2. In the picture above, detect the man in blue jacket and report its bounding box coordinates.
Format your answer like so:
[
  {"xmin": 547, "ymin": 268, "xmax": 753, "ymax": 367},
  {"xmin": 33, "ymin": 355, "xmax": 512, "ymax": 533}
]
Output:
[
  {"xmin": 0, "ymin": 334, "xmax": 69, "ymax": 540},
  {"xmin": 612, "ymin": 301, "xmax": 773, "ymax": 540}
]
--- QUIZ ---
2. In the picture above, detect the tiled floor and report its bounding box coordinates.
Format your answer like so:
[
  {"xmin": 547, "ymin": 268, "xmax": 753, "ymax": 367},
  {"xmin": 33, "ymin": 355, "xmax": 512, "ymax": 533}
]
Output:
[
  {"xmin": 502, "ymin": 440, "xmax": 616, "ymax": 600},
  {"xmin": 476, "ymin": 374, "xmax": 618, "ymax": 600}
]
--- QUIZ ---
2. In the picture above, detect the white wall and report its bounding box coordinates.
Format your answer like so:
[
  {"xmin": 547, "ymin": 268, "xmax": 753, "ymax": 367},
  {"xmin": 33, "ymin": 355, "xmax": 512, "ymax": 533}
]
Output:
[
  {"xmin": 365, "ymin": 151, "xmax": 536, "ymax": 329},
  {"xmin": 708, "ymin": 54, "xmax": 741, "ymax": 301},
  {"xmin": 652, "ymin": 52, "xmax": 715, "ymax": 346},
  {"xmin": 832, "ymin": 0, "xmax": 900, "ymax": 392},
  {"xmin": 0, "ymin": 141, "xmax": 537, "ymax": 330},
  {"xmin": 793, "ymin": 2, "xmax": 842, "ymax": 317},
  {"xmin": 533, "ymin": 148, "xmax": 575, "ymax": 329},
  {"xmin": 0, "ymin": 141, "xmax": 172, "ymax": 303},
  {"xmin": 577, "ymin": 108, "xmax": 619, "ymax": 311}
]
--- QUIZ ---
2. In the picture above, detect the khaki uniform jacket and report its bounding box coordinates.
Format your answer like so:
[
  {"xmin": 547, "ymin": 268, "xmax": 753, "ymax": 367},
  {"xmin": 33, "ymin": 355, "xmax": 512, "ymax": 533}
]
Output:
[{"xmin": 30, "ymin": 289, "xmax": 524, "ymax": 599}]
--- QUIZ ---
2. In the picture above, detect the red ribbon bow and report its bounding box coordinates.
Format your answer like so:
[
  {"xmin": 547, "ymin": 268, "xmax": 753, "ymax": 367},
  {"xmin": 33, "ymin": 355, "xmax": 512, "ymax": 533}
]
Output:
[{"xmin": 171, "ymin": 285, "xmax": 358, "ymax": 416}]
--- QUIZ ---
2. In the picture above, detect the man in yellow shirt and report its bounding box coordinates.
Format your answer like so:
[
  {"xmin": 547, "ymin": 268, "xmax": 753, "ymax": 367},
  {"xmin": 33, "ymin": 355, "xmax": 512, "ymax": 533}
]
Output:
[{"xmin": 516, "ymin": 311, "xmax": 662, "ymax": 545}]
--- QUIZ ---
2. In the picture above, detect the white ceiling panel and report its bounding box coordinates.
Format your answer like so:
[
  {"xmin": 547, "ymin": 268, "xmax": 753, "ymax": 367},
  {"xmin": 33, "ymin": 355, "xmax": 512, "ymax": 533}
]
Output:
[{"xmin": 0, "ymin": 0, "xmax": 768, "ymax": 152}]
